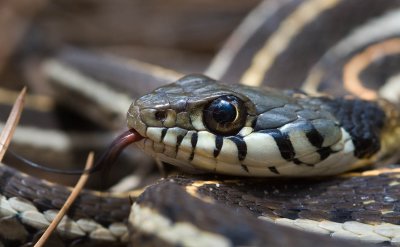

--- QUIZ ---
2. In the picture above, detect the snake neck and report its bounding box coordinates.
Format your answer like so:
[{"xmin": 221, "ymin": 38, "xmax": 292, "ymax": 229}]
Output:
[
  {"xmin": 319, "ymin": 96, "xmax": 400, "ymax": 164},
  {"xmin": 377, "ymin": 99, "xmax": 400, "ymax": 163}
]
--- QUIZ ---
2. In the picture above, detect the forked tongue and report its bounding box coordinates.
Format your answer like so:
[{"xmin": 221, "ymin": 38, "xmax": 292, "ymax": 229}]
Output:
[
  {"xmin": 8, "ymin": 129, "xmax": 143, "ymax": 174},
  {"xmin": 91, "ymin": 129, "xmax": 143, "ymax": 173}
]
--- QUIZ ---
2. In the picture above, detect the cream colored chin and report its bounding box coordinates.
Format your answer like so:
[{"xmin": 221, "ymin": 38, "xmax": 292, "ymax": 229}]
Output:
[
  {"xmin": 136, "ymin": 135, "xmax": 359, "ymax": 177},
  {"xmin": 134, "ymin": 138, "xmax": 203, "ymax": 173},
  {"xmin": 135, "ymin": 126, "xmax": 362, "ymax": 177}
]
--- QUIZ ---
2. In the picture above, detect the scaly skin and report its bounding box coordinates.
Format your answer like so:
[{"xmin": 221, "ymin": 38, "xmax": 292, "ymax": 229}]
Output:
[{"xmin": 128, "ymin": 75, "xmax": 400, "ymax": 177}]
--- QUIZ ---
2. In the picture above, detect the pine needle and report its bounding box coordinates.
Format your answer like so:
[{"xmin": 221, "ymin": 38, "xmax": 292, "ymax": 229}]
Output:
[
  {"xmin": 0, "ymin": 86, "xmax": 27, "ymax": 161},
  {"xmin": 34, "ymin": 152, "xmax": 95, "ymax": 247}
]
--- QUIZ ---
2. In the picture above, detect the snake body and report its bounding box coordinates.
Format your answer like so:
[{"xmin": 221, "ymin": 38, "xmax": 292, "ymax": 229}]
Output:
[{"xmin": 2, "ymin": 0, "xmax": 400, "ymax": 246}]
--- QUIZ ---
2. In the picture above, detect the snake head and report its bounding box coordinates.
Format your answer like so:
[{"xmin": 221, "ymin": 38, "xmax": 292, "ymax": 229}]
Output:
[
  {"xmin": 127, "ymin": 75, "xmax": 259, "ymax": 173},
  {"xmin": 128, "ymin": 74, "xmax": 257, "ymax": 136},
  {"xmin": 127, "ymin": 75, "xmax": 355, "ymax": 177}
]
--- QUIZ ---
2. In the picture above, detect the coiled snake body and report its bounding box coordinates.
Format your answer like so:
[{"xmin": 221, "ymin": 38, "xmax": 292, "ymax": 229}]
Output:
[{"xmin": 2, "ymin": 0, "xmax": 400, "ymax": 246}]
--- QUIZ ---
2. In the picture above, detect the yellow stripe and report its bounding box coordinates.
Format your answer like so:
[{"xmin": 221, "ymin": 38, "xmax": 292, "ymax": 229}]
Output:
[
  {"xmin": 301, "ymin": 66, "xmax": 325, "ymax": 94},
  {"xmin": 343, "ymin": 38, "xmax": 400, "ymax": 100},
  {"xmin": 240, "ymin": 0, "xmax": 341, "ymax": 87},
  {"xmin": 0, "ymin": 88, "xmax": 55, "ymax": 112}
]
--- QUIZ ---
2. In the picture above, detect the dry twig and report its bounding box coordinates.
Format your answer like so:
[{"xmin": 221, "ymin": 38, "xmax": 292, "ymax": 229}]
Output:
[
  {"xmin": 34, "ymin": 152, "xmax": 95, "ymax": 247},
  {"xmin": 0, "ymin": 86, "xmax": 26, "ymax": 161}
]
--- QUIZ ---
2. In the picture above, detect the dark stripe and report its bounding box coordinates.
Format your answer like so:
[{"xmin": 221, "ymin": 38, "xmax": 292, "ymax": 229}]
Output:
[
  {"xmin": 263, "ymin": 0, "xmax": 398, "ymax": 88},
  {"xmin": 293, "ymin": 158, "xmax": 302, "ymax": 165},
  {"xmin": 360, "ymin": 54, "xmax": 400, "ymax": 91},
  {"xmin": 251, "ymin": 117, "xmax": 257, "ymax": 129},
  {"xmin": 294, "ymin": 158, "xmax": 314, "ymax": 167},
  {"xmin": 317, "ymin": 147, "xmax": 332, "ymax": 161},
  {"xmin": 228, "ymin": 136, "xmax": 247, "ymax": 161},
  {"xmin": 304, "ymin": 122, "xmax": 324, "ymax": 148},
  {"xmin": 176, "ymin": 134, "xmax": 184, "ymax": 153},
  {"xmin": 0, "ymin": 166, "xmax": 16, "ymax": 195},
  {"xmin": 214, "ymin": 135, "xmax": 223, "ymax": 158},
  {"xmin": 241, "ymin": 164, "xmax": 249, "ymax": 173},
  {"xmin": 160, "ymin": 128, "xmax": 168, "ymax": 142},
  {"xmin": 322, "ymin": 97, "xmax": 385, "ymax": 158},
  {"xmin": 189, "ymin": 132, "xmax": 198, "ymax": 161},
  {"xmin": 219, "ymin": 1, "xmax": 303, "ymax": 83},
  {"xmin": 268, "ymin": 166, "xmax": 280, "ymax": 174},
  {"xmin": 261, "ymin": 129, "xmax": 295, "ymax": 161}
]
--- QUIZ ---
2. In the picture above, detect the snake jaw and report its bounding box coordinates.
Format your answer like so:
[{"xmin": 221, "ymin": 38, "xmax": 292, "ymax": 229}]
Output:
[{"xmin": 127, "ymin": 105, "xmax": 148, "ymax": 138}]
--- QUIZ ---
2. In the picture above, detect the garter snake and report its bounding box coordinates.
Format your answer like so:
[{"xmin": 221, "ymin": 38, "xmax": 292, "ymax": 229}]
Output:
[{"xmin": 2, "ymin": 0, "xmax": 400, "ymax": 246}]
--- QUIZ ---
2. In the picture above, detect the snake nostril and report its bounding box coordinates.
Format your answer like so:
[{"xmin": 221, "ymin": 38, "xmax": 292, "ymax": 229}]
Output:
[{"xmin": 155, "ymin": 110, "xmax": 167, "ymax": 121}]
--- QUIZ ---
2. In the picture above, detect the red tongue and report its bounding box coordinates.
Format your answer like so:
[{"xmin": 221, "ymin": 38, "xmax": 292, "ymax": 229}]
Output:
[{"xmin": 92, "ymin": 129, "xmax": 143, "ymax": 172}]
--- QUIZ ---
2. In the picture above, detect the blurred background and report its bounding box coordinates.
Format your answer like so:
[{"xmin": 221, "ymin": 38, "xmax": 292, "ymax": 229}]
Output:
[
  {"xmin": 1, "ymin": 0, "xmax": 260, "ymax": 82},
  {"xmin": 0, "ymin": 0, "xmax": 260, "ymax": 188}
]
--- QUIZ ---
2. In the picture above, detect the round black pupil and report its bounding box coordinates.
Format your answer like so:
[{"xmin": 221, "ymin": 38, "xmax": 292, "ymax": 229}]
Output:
[{"xmin": 211, "ymin": 99, "xmax": 236, "ymax": 124}]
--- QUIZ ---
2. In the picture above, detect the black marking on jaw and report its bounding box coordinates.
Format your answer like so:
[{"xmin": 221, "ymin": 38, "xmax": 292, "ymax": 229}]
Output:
[
  {"xmin": 227, "ymin": 136, "xmax": 247, "ymax": 161},
  {"xmin": 189, "ymin": 132, "xmax": 198, "ymax": 161},
  {"xmin": 293, "ymin": 158, "xmax": 302, "ymax": 165},
  {"xmin": 214, "ymin": 135, "xmax": 223, "ymax": 158},
  {"xmin": 160, "ymin": 128, "xmax": 168, "ymax": 142},
  {"xmin": 268, "ymin": 166, "xmax": 280, "ymax": 174},
  {"xmin": 293, "ymin": 158, "xmax": 314, "ymax": 167},
  {"xmin": 241, "ymin": 164, "xmax": 249, "ymax": 173},
  {"xmin": 176, "ymin": 134, "xmax": 185, "ymax": 154},
  {"xmin": 317, "ymin": 147, "xmax": 332, "ymax": 161},
  {"xmin": 304, "ymin": 122, "xmax": 324, "ymax": 148},
  {"xmin": 261, "ymin": 129, "xmax": 295, "ymax": 161}
]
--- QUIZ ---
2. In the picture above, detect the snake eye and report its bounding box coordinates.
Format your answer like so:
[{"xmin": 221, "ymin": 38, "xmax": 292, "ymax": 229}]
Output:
[{"xmin": 203, "ymin": 95, "xmax": 246, "ymax": 135}]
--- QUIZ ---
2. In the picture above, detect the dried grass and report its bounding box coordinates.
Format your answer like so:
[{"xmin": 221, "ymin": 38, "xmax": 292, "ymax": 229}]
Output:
[
  {"xmin": 0, "ymin": 87, "xmax": 26, "ymax": 161},
  {"xmin": 34, "ymin": 152, "xmax": 95, "ymax": 247}
]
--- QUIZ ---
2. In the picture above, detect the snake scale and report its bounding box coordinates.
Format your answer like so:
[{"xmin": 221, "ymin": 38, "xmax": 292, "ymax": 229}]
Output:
[{"xmin": 2, "ymin": 0, "xmax": 400, "ymax": 246}]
